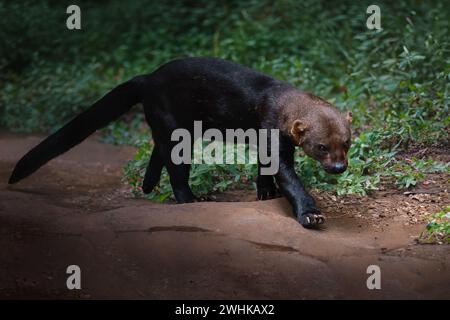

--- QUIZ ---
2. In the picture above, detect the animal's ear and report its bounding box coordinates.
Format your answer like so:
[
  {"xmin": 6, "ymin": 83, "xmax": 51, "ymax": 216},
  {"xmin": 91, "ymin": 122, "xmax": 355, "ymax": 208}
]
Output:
[
  {"xmin": 290, "ymin": 119, "xmax": 308, "ymax": 145},
  {"xmin": 346, "ymin": 111, "xmax": 353, "ymax": 124}
]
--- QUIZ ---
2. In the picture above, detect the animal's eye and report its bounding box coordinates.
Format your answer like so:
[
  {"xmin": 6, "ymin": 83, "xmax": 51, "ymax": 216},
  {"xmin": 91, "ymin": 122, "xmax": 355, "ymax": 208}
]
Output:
[{"xmin": 318, "ymin": 144, "xmax": 328, "ymax": 153}]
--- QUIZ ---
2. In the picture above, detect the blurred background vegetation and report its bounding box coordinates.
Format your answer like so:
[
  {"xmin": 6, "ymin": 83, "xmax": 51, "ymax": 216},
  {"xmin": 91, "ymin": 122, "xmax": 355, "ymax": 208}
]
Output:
[{"xmin": 0, "ymin": 0, "xmax": 449, "ymax": 201}]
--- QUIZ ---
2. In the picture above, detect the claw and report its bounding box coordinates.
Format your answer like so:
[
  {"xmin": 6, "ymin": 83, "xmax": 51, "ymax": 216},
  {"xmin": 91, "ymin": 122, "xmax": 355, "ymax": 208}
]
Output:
[{"xmin": 299, "ymin": 212, "xmax": 325, "ymax": 228}]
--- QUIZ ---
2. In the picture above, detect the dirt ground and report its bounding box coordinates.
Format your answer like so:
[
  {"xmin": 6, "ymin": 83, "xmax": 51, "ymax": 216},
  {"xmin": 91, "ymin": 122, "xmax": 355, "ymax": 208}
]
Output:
[{"xmin": 0, "ymin": 131, "xmax": 449, "ymax": 299}]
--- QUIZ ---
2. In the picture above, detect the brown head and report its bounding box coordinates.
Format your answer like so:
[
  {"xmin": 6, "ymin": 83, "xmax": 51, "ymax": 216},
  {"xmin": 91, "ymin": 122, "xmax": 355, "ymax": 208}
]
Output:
[{"xmin": 280, "ymin": 91, "xmax": 352, "ymax": 174}]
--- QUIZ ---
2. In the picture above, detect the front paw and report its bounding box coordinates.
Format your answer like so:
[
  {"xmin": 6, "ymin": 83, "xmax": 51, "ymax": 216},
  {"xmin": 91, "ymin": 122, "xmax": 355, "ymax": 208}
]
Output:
[{"xmin": 297, "ymin": 209, "xmax": 325, "ymax": 228}]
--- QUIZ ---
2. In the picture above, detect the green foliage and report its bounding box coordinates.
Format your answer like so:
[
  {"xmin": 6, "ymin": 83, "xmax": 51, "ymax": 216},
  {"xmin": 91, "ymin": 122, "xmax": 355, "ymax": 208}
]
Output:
[
  {"xmin": 419, "ymin": 206, "xmax": 450, "ymax": 244},
  {"xmin": 1, "ymin": 0, "xmax": 448, "ymax": 199},
  {"xmin": 99, "ymin": 113, "xmax": 149, "ymax": 146},
  {"xmin": 123, "ymin": 141, "xmax": 257, "ymax": 201},
  {"xmin": 388, "ymin": 158, "xmax": 450, "ymax": 189},
  {"xmin": 1, "ymin": 61, "xmax": 116, "ymax": 132}
]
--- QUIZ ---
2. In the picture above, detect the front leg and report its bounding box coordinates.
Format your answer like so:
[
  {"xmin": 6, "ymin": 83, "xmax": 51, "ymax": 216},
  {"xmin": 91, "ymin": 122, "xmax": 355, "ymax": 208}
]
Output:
[
  {"xmin": 257, "ymin": 164, "xmax": 280, "ymax": 200},
  {"xmin": 275, "ymin": 140, "xmax": 324, "ymax": 228}
]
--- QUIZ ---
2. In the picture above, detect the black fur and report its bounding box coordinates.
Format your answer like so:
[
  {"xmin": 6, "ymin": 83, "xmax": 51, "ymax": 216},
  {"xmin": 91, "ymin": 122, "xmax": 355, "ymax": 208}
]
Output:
[{"xmin": 9, "ymin": 57, "xmax": 324, "ymax": 227}]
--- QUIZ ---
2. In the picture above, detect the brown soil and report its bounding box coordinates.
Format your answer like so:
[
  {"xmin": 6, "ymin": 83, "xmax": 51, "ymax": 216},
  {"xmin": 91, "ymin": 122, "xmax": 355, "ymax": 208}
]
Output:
[{"xmin": 0, "ymin": 132, "xmax": 449, "ymax": 299}]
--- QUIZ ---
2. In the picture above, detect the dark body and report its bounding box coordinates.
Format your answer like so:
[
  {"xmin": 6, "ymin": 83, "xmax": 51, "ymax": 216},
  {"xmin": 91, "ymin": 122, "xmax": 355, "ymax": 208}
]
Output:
[
  {"xmin": 9, "ymin": 57, "xmax": 352, "ymax": 228},
  {"xmin": 145, "ymin": 57, "xmax": 283, "ymax": 131}
]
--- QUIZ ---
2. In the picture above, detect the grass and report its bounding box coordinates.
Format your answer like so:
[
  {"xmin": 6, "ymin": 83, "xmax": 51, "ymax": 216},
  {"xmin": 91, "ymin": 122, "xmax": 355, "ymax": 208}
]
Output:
[
  {"xmin": 419, "ymin": 206, "xmax": 450, "ymax": 244},
  {"xmin": 0, "ymin": 0, "xmax": 449, "ymax": 206}
]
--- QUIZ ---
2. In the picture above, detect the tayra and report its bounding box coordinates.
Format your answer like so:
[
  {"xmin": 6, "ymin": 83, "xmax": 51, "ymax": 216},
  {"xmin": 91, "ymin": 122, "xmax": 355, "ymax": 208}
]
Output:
[{"xmin": 8, "ymin": 57, "xmax": 352, "ymax": 228}]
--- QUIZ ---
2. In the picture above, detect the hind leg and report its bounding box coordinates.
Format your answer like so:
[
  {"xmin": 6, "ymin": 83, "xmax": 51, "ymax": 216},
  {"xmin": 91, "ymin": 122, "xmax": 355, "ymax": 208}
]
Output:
[
  {"xmin": 168, "ymin": 163, "xmax": 195, "ymax": 203},
  {"xmin": 257, "ymin": 163, "xmax": 280, "ymax": 200},
  {"xmin": 143, "ymin": 100, "xmax": 195, "ymax": 203},
  {"xmin": 156, "ymin": 141, "xmax": 195, "ymax": 203},
  {"xmin": 149, "ymin": 124, "xmax": 195, "ymax": 203},
  {"xmin": 142, "ymin": 147, "xmax": 164, "ymax": 194}
]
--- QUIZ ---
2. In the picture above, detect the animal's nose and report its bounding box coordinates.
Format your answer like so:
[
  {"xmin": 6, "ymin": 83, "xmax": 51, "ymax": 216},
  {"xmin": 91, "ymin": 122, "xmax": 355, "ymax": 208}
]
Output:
[{"xmin": 330, "ymin": 162, "xmax": 347, "ymax": 174}]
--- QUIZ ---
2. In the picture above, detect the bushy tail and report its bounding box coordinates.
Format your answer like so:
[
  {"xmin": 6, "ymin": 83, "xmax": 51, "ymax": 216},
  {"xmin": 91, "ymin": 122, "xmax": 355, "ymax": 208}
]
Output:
[{"xmin": 8, "ymin": 75, "xmax": 146, "ymax": 184}]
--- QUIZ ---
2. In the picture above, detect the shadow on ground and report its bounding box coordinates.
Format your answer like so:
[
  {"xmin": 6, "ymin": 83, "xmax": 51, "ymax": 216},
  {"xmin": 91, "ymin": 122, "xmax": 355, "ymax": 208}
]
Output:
[{"xmin": 0, "ymin": 132, "xmax": 449, "ymax": 299}]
